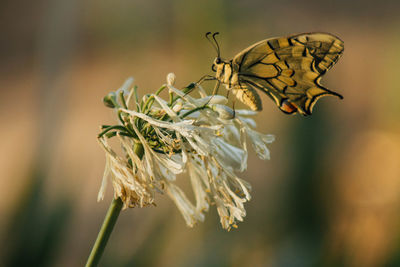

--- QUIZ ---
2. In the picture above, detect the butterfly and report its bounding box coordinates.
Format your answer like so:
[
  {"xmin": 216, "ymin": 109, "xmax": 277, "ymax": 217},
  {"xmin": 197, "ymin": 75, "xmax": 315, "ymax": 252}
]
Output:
[{"xmin": 204, "ymin": 32, "xmax": 344, "ymax": 115}]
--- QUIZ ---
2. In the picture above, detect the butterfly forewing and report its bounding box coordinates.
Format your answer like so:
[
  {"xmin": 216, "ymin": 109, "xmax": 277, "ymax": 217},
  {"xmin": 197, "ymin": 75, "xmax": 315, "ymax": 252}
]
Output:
[{"xmin": 232, "ymin": 32, "xmax": 344, "ymax": 115}]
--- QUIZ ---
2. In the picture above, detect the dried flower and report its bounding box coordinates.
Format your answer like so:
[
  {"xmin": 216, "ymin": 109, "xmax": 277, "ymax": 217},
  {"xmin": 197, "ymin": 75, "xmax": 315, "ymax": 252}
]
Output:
[{"xmin": 97, "ymin": 74, "xmax": 274, "ymax": 230}]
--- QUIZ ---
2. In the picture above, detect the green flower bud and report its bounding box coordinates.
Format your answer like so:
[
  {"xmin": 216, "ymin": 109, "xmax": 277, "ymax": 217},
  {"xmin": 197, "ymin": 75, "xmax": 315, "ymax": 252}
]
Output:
[{"xmin": 103, "ymin": 92, "xmax": 117, "ymax": 108}]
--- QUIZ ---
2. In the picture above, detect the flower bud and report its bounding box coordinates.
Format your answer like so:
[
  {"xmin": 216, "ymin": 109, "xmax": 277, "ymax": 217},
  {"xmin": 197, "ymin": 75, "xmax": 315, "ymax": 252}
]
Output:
[
  {"xmin": 103, "ymin": 92, "xmax": 117, "ymax": 108},
  {"xmin": 208, "ymin": 95, "xmax": 228, "ymax": 105},
  {"xmin": 172, "ymin": 100, "xmax": 183, "ymax": 112},
  {"xmin": 167, "ymin": 73, "xmax": 176, "ymax": 86},
  {"xmin": 195, "ymin": 95, "xmax": 228, "ymax": 107},
  {"xmin": 212, "ymin": 104, "xmax": 235, "ymax": 120}
]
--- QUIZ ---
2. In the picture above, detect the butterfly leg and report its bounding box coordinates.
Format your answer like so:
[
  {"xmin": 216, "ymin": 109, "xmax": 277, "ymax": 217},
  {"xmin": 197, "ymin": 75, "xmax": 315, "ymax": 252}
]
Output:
[
  {"xmin": 224, "ymin": 89, "xmax": 236, "ymax": 117},
  {"xmin": 231, "ymin": 93, "xmax": 236, "ymax": 118},
  {"xmin": 181, "ymin": 76, "xmax": 217, "ymax": 98},
  {"xmin": 182, "ymin": 84, "xmax": 197, "ymax": 97},
  {"xmin": 196, "ymin": 75, "xmax": 217, "ymax": 85},
  {"xmin": 202, "ymin": 80, "xmax": 220, "ymax": 107},
  {"xmin": 211, "ymin": 80, "xmax": 220, "ymax": 96}
]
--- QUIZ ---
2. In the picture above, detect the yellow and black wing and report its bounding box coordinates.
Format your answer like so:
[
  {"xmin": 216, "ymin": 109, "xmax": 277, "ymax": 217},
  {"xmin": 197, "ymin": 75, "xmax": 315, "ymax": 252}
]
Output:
[{"xmin": 233, "ymin": 32, "xmax": 344, "ymax": 115}]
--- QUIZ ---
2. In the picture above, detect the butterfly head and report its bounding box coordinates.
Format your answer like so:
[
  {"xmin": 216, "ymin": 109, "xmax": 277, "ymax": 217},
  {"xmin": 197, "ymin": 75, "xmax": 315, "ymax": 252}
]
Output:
[{"xmin": 211, "ymin": 57, "xmax": 224, "ymax": 72}]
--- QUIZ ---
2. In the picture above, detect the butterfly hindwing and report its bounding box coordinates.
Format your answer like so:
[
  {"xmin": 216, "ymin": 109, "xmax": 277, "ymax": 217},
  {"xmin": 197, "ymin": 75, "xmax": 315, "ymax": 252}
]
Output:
[
  {"xmin": 290, "ymin": 33, "xmax": 344, "ymax": 74},
  {"xmin": 232, "ymin": 32, "xmax": 344, "ymax": 115}
]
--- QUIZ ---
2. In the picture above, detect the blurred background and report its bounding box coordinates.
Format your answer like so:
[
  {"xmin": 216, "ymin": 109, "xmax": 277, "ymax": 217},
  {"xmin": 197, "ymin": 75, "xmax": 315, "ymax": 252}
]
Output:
[{"xmin": 1, "ymin": 0, "xmax": 400, "ymax": 266}]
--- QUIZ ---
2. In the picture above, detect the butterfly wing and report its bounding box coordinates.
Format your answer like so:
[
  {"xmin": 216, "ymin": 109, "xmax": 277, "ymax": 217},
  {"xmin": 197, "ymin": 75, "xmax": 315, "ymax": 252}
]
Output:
[{"xmin": 232, "ymin": 32, "xmax": 344, "ymax": 115}]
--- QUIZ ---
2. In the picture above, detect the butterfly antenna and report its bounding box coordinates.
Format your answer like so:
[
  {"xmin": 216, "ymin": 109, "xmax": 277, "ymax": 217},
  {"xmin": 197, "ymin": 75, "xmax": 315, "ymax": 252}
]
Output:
[
  {"xmin": 206, "ymin": 32, "xmax": 219, "ymax": 57},
  {"xmin": 212, "ymin": 32, "xmax": 221, "ymax": 58}
]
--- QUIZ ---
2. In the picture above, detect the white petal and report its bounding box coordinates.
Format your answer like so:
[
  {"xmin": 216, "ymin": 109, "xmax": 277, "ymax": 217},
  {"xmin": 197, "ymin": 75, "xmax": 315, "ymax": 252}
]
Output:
[
  {"xmin": 234, "ymin": 109, "xmax": 258, "ymax": 116},
  {"xmin": 188, "ymin": 157, "xmax": 210, "ymax": 213},
  {"xmin": 97, "ymin": 150, "xmax": 111, "ymax": 202},
  {"xmin": 211, "ymin": 104, "xmax": 235, "ymax": 120},
  {"xmin": 165, "ymin": 182, "xmax": 204, "ymax": 227},
  {"xmin": 195, "ymin": 84, "xmax": 208, "ymax": 98},
  {"xmin": 153, "ymin": 95, "xmax": 180, "ymax": 122},
  {"xmin": 118, "ymin": 77, "xmax": 134, "ymax": 95},
  {"xmin": 212, "ymin": 138, "xmax": 246, "ymax": 171},
  {"xmin": 194, "ymin": 95, "xmax": 228, "ymax": 106},
  {"xmin": 172, "ymin": 100, "xmax": 183, "ymax": 112},
  {"xmin": 246, "ymin": 128, "xmax": 274, "ymax": 160},
  {"xmin": 237, "ymin": 116, "xmax": 257, "ymax": 128}
]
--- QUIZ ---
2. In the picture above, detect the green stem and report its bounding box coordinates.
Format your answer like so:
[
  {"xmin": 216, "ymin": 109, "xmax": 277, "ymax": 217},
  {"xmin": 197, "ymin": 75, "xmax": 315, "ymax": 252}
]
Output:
[
  {"xmin": 142, "ymin": 85, "xmax": 167, "ymax": 113},
  {"xmin": 133, "ymin": 85, "xmax": 140, "ymax": 112},
  {"xmin": 119, "ymin": 90, "xmax": 128, "ymax": 109},
  {"xmin": 86, "ymin": 143, "xmax": 144, "ymax": 267},
  {"xmin": 180, "ymin": 105, "xmax": 209, "ymax": 119},
  {"xmin": 97, "ymin": 125, "xmax": 131, "ymax": 138},
  {"xmin": 85, "ymin": 198, "xmax": 123, "ymax": 267},
  {"xmin": 169, "ymin": 83, "xmax": 196, "ymax": 106}
]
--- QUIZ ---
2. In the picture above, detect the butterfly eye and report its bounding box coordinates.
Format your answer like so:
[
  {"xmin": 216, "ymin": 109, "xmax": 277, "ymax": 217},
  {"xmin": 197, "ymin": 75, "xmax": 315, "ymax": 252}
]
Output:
[
  {"xmin": 215, "ymin": 58, "xmax": 221, "ymax": 64},
  {"xmin": 211, "ymin": 64, "xmax": 217, "ymax": 72}
]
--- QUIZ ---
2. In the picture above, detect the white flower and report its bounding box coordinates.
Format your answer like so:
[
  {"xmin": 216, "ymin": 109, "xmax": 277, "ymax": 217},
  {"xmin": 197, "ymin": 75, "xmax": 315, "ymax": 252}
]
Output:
[{"xmin": 98, "ymin": 74, "xmax": 274, "ymax": 230}]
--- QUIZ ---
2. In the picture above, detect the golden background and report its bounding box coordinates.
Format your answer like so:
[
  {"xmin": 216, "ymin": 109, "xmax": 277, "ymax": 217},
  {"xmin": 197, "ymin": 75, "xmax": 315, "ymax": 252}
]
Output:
[{"xmin": 1, "ymin": 0, "xmax": 400, "ymax": 266}]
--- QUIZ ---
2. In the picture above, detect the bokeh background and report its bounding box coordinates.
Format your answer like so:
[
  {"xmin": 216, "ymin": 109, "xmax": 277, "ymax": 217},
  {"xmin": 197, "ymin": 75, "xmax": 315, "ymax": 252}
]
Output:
[{"xmin": 1, "ymin": 0, "xmax": 400, "ymax": 266}]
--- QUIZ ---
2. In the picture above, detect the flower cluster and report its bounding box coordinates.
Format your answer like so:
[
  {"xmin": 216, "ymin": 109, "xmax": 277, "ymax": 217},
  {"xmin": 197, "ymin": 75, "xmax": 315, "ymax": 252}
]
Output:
[{"xmin": 98, "ymin": 74, "xmax": 274, "ymax": 230}]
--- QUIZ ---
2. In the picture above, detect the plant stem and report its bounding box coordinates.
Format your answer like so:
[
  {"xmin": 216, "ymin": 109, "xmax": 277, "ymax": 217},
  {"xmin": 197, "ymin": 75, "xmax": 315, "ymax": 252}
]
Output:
[
  {"xmin": 180, "ymin": 105, "xmax": 209, "ymax": 119},
  {"xmin": 85, "ymin": 198, "xmax": 123, "ymax": 267},
  {"xmin": 86, "ymin": 143, "xmax": 144, "ymax": 267},
  {"xmin": 169, "ymin": 83, "xmax": 196, "ymax": 105}
]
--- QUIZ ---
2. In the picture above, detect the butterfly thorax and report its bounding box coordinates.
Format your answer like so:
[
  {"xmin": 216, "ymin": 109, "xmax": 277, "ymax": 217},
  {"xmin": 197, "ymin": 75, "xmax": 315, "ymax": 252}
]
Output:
[{"xmin": 213, "ymin": 57, "xmax": 262, "ymax": 111}]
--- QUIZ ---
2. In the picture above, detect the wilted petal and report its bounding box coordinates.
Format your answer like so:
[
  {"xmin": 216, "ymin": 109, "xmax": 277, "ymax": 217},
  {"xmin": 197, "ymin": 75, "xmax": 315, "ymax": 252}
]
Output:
[
  {"xmin": 97, "ymin": 147, "xmax": 111, "ymax": 202},
  {"xmin": 165, "ymin": 182, "xmax": 204, "ymax": 227},
  {"xmin": 211, "ymin": 104, "xmax": 235, "ymax": 120},
  {"xmin": 117, "ymin": 77, "xmax": 134, "ymax": 96},
  {"xmin": 187, "ymin": 158, "xmax": 210, "ymax": 213},
  {"xmin": 212, "ymin": 138, "xmax": 246, "ymax": 171},
  {"xmin": 193, "ymin": 95, "xmax": 228, "ymax": 106},
  {"xmin": 246, "ymin": 127, "xmax": 274, "ymax": 160}
]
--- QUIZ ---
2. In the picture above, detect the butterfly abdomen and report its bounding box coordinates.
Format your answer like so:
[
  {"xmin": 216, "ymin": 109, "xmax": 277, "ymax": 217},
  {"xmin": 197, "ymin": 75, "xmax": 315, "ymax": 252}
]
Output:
[
  {"xmin": 232, "ymin": 86, "xmax": 263, "ymax": 111},
  {"xmin": 215, "ymin": 61, "xmax": 263, "ymax": 111}
]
